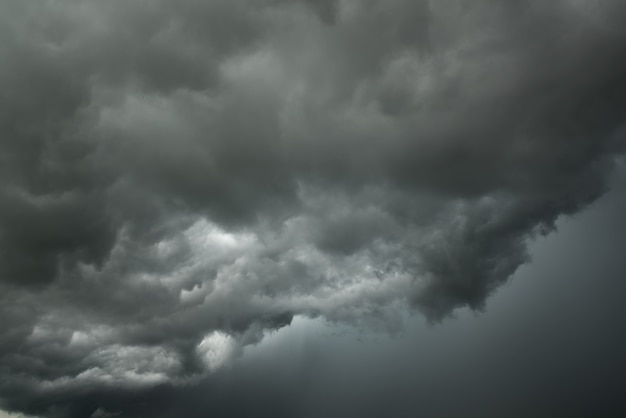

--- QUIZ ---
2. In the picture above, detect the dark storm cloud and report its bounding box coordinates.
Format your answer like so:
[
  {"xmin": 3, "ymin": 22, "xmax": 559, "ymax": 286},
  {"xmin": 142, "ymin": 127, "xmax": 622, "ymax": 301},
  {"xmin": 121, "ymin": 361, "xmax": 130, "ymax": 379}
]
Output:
[{"xmin": 1, "ymin": 0, "xmax": 626, "ymax": 416}]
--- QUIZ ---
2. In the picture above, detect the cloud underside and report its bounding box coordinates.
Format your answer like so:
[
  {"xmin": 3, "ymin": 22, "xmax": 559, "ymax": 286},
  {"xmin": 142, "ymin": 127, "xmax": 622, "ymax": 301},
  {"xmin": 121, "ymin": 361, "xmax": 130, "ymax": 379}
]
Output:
[{"xmin": 1, "ymin": 0, "xmax": 625, "ymax": 415}]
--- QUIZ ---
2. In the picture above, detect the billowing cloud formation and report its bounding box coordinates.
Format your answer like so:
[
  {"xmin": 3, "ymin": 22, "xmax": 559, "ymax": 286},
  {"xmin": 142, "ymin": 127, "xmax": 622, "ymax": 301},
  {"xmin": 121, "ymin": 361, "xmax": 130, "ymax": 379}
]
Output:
[{"xmin": 1, "ymin": 0, "xmax": 625, "ymax": 416}]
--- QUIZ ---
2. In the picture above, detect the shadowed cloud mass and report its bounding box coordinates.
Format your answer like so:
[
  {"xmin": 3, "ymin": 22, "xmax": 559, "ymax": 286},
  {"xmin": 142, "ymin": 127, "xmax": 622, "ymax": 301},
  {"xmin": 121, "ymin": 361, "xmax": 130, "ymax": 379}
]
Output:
[{"xmin": 0, "ymin": 0, "xmax": 625, "ymax": 416}]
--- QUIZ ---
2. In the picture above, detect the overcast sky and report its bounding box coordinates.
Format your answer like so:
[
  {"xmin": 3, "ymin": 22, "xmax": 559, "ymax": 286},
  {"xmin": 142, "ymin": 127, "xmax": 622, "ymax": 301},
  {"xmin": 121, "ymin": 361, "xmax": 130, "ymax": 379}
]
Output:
[{"xmin": 1, "ymin": 1, "xmax": 625, "ymax": 417}]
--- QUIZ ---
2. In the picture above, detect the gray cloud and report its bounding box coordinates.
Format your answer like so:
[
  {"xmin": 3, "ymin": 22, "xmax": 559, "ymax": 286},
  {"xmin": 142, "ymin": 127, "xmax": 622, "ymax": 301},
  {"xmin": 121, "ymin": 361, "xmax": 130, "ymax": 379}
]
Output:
[{"xmin": 0, "ymin": 0, "xmax": 625, "ymax": 416}]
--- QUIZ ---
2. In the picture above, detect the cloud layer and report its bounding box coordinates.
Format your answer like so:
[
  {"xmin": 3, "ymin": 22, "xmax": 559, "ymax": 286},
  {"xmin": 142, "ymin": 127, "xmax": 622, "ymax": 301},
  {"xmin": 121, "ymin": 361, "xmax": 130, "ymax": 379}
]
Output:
[{"xmin": 1, "ymin": 0, "xmax": 625, "ymax": 416}]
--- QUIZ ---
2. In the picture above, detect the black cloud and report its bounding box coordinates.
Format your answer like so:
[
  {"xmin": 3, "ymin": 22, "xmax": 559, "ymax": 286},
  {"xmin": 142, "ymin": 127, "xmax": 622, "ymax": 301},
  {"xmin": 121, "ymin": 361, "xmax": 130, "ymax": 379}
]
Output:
[{"xmin": 1, "ymin": 0, "xmax": 625, "ymax": 416}]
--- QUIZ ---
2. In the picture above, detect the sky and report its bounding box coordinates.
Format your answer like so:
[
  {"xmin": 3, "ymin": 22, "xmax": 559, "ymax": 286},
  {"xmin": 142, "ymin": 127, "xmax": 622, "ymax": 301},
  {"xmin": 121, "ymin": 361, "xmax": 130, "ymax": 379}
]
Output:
[{"xmin": 0, "ymin": 1, "xmax": 625, "ymax": 417}]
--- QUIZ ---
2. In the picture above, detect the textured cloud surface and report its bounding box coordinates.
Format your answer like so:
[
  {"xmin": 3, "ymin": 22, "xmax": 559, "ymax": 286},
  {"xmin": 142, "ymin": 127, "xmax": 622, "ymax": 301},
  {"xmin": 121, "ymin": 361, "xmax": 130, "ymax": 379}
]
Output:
[{"xmin": 1, "ymin": 0, "xmax": 625, "ymax": 416}]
